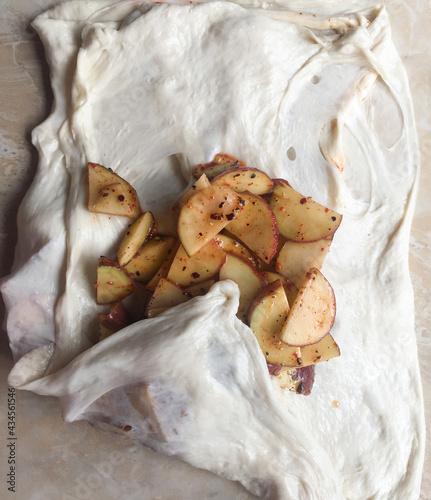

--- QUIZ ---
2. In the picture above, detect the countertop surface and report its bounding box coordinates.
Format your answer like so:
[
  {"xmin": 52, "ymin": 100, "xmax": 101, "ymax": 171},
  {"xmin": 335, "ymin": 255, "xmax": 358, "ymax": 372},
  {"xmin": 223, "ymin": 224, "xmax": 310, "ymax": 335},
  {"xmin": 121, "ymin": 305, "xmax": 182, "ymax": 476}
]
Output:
[{"xmin": 0, "ymin": 1, "xmax": 430, "ymax": 499}]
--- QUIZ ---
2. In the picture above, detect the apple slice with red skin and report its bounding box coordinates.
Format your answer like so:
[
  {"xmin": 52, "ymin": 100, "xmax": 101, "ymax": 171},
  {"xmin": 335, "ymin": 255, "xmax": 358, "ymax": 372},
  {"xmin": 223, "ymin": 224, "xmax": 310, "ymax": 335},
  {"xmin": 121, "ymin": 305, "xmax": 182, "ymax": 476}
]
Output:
[
  {"xmin": 178, "ymin": 185, "xmax": 247, "ymax": 257},
  {"xmin": 248, "ymin": 279, "xmax": 339, "ymax": 367},
  {"xmin": 247, "ymin": 280, "xmax": 292, "ymax": 365},
  {"xmin": 145, "ymin": 278, "xmax": 191, "ymax": 317},
  {"xmin": 269, "ymin": 179, "xmax": 342, "ymax": 242},
  {"xmin": 99, "ymin": 301, "xmax": 130, "ymax": 341},
  {"xmin": 167, "ymin": 239, "xmax": 226, "ymax": 287},
  {"xmin": 214, "ymin": 233, "xmax": 258, "ymax": 268},
  {"xmin": 280, "ymin": 268, "xmax": 336, "ymax": 346},
  {"xmin": 125, "ymin": 236, "xmax": 176, "ymax": 283},
  {"xmin": 193, "ymin": 153, "xmax": 247, "ymax": 179},
  {"xmin": 255, "ymin": 234, "xmax": 287, "ymax": 272},
  {"xmin": 226, "ymin": 191, "xmax": 278, "ymax": 263},
  {"xmin": 211, "ymin": 167, "xmax": 274, "ymax": 195},
  {"xmin": 291, "ymin": 365, "xmax": 315, "ymax": 395},
  {"xmin": 219, "ymin": 253, "xmax": 265, "ymax": 321},
  {"xmin": 96, "ymin": 257, "xmax": 135, "ymax": 304},
  {"xmin": 276, "ymin": 238, "xmax": 332, "ymax": 288},
  {"xmin": 88, "ymin": 163, "xmax": 142, "ymax": 218},
  {"xmin": 117, "ymin": 211, "xmax": 155, "ymax": 267},
  {"xmin": 260, "ymin": 271, "xmax": 298, "ymax": 307}
]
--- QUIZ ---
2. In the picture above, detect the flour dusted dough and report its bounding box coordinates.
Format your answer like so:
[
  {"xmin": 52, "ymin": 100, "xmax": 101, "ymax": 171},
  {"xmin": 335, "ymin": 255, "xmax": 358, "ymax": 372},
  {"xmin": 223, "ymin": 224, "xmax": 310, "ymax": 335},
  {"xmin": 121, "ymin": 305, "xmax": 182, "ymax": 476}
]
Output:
[{"xmin": 1, "ymin": 1, "xmax": 425, "ymax": 498}]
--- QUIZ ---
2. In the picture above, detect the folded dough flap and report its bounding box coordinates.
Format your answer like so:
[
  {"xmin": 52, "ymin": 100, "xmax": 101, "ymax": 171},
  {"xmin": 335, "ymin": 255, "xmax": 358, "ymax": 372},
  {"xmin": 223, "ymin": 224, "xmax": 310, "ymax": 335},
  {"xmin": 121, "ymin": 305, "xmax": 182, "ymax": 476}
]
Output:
[
  {"xmin": 1, "ymin": 238, "xmax": 65, "ymax": 362},
  {"xmin": 14, "ymin": 280, "xmax": 343, "ymax": 499}
]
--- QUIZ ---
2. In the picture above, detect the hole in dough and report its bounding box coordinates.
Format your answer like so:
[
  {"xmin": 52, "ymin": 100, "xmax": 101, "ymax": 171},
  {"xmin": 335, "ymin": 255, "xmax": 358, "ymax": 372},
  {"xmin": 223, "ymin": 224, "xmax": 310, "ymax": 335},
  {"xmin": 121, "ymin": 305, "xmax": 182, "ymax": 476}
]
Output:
[
  {"xmin": 286, "ymin": 147, "xmax": 296, "ymax": 161},
  {"xmin": 311, "ymin": 75, "xmax": 320, "ymax": 84}
]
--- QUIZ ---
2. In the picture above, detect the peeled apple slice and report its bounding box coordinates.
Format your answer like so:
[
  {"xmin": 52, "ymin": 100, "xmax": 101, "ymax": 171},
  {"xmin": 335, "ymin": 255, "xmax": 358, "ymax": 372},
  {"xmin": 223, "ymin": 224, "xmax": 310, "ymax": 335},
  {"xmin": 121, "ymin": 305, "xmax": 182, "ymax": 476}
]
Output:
[
  {"xmin": 88, "ymin": 162, "xmax": 142, "ymax": 218},
  {"xmin": 125, "ymin": 236, "xmax": 176, "ymax": 283},
  {"xmin": 145, "ymin": 278, "xmax": 190, "ymax": 316},
  {"xmin": 88, "ymin": 162, "xmax": 119, "ymax": 208},
  {"xmin": 145, "ymin": 241, "xmax": 180, "ymax": 292},
  {"xmin": 117, "ymin": 212, "xmax": 155, "ymax": 267},
  {"xmin": 177, "ymin": 174, "xmax": 211, "ymax": 208},
  {"xmin": 96, "ymin": 258, "xmax": 135, "ymax": 304},
  {"xmin": 167, "ymin": 240, "xmax": 226, "ymax": 286}
]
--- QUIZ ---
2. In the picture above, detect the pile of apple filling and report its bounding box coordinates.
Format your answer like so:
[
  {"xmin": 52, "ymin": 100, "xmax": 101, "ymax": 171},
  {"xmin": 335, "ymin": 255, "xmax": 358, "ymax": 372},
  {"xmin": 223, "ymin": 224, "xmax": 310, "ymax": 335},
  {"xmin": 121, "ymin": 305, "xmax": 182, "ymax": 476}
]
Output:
[{"xmin": 89, "ymin": 154, "xmax": 341, "ymax": 395}]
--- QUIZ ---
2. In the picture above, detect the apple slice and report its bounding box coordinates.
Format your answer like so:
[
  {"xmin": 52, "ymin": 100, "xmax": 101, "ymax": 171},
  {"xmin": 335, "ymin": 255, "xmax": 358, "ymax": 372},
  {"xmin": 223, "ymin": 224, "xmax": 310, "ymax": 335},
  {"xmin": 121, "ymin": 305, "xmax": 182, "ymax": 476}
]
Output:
[
  {"xmin": 117, "ymin": 212, "xmax": 155, "ymax": 267},
  {"xmin": 248, "ymin": 280, "xmax": 339, "ymax": 367},
  {"xmin": 276, "ymin": 238, "xmax": 332, "ymax": 288},
  {"xmin": 226, "ymin": 191, "xmax": 278, "ymax": 263},
  {"xmin": 255, "ymin": 234, "xmax": 287, "ymax": 272},
  {"xmin": 214, "ymin": 233, "xmax": 258, "ymax": 268},
  {"xmin": 213, "ymin": 152, "xmax": 247, "ymax": 165},
  {"xmin": 146, "ymin": 240, "xmax": 180, "ymax": 292},
  {"xmin": 269, "ymin": 179, "xmax": 342, "ymax": 242},
  {"xmin": 280, "ymin": 268, "xmax": 336, "ymax": 346},
  {"xmin": 145, "ymin": 278, "xmax": 190, "ymax": 317},
  {"xmin": 219, "ymin": 253, "xmax": 264, "ymax": 321},
  {"xmin": 247, "ymin": 280, "xmax": 292, "ymax": 365},
  {"xmin": 178, "ymin": 185, "xmax": 247, "ymax": 256},
  {"xmin": 88, "ymin": 162, "xmax": 142, "ymax": 218},
  {"xmin": 99, "ymin": 302, "xmax": 130, "ymax": 341},
  {"xmin": 260, "ymin": 271, "xmax": 298, "ymax": 306},
  {"xmin": 211, "ymin": 167, "xmax": 274, "ymax": 195},
  {"xmin": 96, "ymin": 257, "xmax": 135, "ymax": 304},
  {"xmin": 88, "ymin": 162, "xmax": 119, "ymax": 208},
  {"xmin": 167, "ymin": 240, "xmax": 226, "ymax": 286},
  {"xmin": 125, "ymin": 236, "xmax": 176, "ymax": 283},
  {"xmin": 183, "ymin": 280, "xmax": 215, "ymax": 298},
  {"xmin": 193, "ymin": 153, "xmax": 247, "ymax": 179},
  {"xmin": 291, "ymin": 334, "xmax": 340, "ymax": 367},
  {"xmin": 177, "ymin": 174, "xmax": 211, "ymax": 209}
]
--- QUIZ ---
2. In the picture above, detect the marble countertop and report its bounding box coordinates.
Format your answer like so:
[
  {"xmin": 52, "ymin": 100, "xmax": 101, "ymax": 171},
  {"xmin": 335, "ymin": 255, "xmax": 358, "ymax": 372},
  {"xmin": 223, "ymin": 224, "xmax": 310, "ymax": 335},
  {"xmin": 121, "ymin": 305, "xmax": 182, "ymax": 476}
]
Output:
[{"xmin": 0, "ymin": 1, "xmax": 429, "ymax": 498}]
